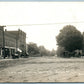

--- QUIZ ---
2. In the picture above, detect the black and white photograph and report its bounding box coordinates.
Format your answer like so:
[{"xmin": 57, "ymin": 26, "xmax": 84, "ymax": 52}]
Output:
[{"xmin": 0, "ymin": 1, "xmax": 84, "ymax": 82}]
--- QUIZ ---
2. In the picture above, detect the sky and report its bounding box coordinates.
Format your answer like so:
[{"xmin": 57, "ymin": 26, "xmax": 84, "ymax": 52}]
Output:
[{"xmin": 0, "ymin": 2, "xmax": 84, "ymax": 51}]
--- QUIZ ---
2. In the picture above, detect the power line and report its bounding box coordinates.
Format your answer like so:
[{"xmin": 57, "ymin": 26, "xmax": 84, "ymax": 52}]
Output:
[{"xmin": 4, "ymin": 21, "xmax": 84, "ymax": 26}]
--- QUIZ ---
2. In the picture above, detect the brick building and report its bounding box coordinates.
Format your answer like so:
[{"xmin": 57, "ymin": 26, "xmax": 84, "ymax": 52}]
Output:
[{"xmin": 0, "ymin": 26, "xmax": 26, "ymax": 58}]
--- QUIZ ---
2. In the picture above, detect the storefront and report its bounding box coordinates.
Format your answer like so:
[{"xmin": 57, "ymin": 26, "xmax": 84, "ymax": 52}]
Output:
[{"xmin": 3, "ymin": 46, "xmax": 16, "ymax": 58}]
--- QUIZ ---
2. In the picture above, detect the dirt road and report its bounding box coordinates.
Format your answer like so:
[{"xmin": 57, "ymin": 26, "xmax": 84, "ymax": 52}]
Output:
[{"xmin": 0, "ymin": 56, "xmax": 84, "ymax": 82}]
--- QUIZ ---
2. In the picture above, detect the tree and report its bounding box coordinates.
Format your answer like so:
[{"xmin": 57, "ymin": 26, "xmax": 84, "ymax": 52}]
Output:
[
  {"xmin": 28, "ymin": 42, "xmax": 40, "ymax": 55},
  {"xmin": 39, "ymin": 46, "xmax": 47, "ymax": 56},
  {"xmin": 56, "ymin": 46, "xmax": 65, "ymax": 57},
  {"xmin": 39, "ymin": 46, "xmax": 51, "ymax": 56},
  {"xmin": 56, "ymin": 25, "xmax": 83, "ymax": 52},
  {"xmin": 50, "ymin": 49, "xmax": 56, "ymax": 56}
]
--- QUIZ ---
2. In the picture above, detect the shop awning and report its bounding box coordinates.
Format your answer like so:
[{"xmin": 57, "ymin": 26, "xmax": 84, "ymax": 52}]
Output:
[{"xmin": 17, "ymin": 48, "xmax": 22, "ymax": 52}]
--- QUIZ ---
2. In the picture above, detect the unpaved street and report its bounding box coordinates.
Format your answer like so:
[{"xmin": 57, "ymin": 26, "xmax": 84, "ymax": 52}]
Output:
[{"xmin": 0, "ymin": 56, "xmax": 84, "ymax": 82}]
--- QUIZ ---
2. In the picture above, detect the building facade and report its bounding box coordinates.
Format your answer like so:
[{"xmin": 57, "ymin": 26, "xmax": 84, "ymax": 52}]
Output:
[
  {"xmin": 0, "ymin": 26, "xmax": 26, "ymax": 58},
  {"xmin": 0, "ymin": 26, "xmax": 4, "ymax": 57}
]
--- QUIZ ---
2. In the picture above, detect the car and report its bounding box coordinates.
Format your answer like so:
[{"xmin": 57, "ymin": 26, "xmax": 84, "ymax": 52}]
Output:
[
  {"xmin": 21, "ymin": 53, "xmax": 29, "ymax": 58},
  {"xmin": 12, "ymin": 52, "xmax": 20, "ymax": 59}
]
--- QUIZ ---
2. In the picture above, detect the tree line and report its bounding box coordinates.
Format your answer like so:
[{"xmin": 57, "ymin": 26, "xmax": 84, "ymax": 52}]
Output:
[{"xmin": 27, "ymin": 42, "xmax": 56, "ymax": 57}]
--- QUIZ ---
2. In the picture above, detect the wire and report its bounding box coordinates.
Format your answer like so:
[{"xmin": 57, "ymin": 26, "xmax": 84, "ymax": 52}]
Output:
[{"xmin": 4, "ymin": 21, "xmax": 84, "ymax": 26}]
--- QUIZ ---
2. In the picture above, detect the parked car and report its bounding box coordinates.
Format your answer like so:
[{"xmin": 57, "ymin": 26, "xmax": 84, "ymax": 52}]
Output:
[
  {"xmin": 21, "ymin": 52, "xmax": 29, "ymax": 58},
  {"xmin": 12, "ymin": 52, "xmax": 20, "ymax": 59}
]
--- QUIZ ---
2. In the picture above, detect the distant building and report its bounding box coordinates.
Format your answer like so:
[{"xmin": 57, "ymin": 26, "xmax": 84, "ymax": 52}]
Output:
[{"xmin": 0, "ymin": 26, "xmax": 26, "ymax": 58}]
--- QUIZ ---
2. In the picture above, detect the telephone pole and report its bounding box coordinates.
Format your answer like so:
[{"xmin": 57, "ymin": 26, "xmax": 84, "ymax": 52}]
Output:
[{"xmin": 0, "ymin": 26, "xmax": 6, "ymax": 58}]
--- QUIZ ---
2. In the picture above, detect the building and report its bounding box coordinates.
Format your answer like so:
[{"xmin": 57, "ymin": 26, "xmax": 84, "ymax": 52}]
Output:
[
  {"xmin": 0, "ymin": 26, "xmax": 4, "ymax": 58},
  {"xmin": 0, "ymin": 26, "xmax": 26, "ymax": 58}
]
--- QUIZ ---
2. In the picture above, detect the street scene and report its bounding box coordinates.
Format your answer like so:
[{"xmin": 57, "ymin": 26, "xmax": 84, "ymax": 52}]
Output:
[{"xmin": 0, "ymin": 1, "xmax": 84, "ymax": 83}]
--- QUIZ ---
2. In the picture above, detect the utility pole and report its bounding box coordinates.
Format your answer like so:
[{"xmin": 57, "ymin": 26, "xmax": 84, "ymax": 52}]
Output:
[{"xmin": 2, "ymin": 26, "xmax": 6, "ymax": 59}]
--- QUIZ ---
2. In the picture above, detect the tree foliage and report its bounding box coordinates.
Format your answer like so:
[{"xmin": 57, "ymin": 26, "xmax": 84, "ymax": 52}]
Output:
[
  {"xmin": 50, "ymin": 49, "xmax": 56, "ymax": 56},
  {"xmin": 56, "ymin": 25, "xmax": 83, "ymax": 52},
  {"xmin": 27, "ymin": 43, "xmax": 56, "ymax": 57},
  {"xmin": 56, "ymin": 46, "xmax": 65, "ymax": 57},
  {"xmin": 28, "ymin": 42, "xmax": 40, "ymax": 55},
  {"xmin": 39, "ymin": 46, "xmax": 50, "ymax": 56}
]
